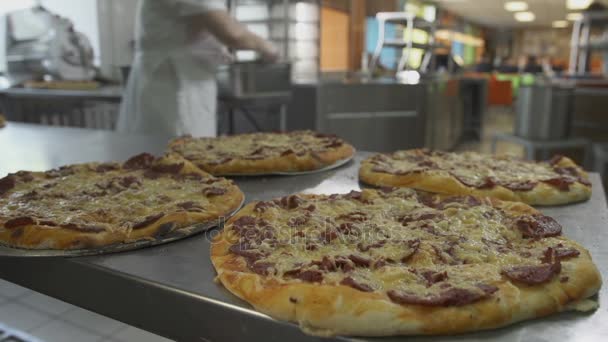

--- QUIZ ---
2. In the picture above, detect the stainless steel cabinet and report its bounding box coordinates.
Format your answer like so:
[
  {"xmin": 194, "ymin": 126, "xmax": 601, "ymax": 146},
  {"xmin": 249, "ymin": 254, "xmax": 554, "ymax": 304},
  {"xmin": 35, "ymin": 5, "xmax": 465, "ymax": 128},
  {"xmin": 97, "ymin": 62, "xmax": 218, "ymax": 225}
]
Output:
[
  {"xmin": 317, "ymin": 82, "xmax": 425, "ymax": 152},
  {"xmin": 424, "ymin": 78, "xmax": 464, "ymax": 150}
]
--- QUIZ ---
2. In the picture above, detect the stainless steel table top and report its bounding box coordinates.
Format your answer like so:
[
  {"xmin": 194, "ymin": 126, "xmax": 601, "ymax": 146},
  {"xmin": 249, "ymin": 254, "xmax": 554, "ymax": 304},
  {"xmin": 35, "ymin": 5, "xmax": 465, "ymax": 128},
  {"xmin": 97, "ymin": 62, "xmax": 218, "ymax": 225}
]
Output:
[{"xmin": 0, "ymin": 123, "xmax": 606, "ymax": 342}]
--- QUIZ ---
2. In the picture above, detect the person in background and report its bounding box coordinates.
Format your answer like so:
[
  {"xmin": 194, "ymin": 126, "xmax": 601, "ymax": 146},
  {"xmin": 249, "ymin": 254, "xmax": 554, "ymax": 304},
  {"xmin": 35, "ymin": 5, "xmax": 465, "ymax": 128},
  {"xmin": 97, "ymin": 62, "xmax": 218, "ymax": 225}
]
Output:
[
  {"xmin": 118, "ymin": 0, "xmax": 279, "ymax": 138},
  {"xmin": 522, "ymin": 55, "xmax": 543, "ymax": 74},
  {"xmin": 542, "ymin": 56, "xmax": 555, "ymax": 77},
  {"xmin": 474, "ymin": 54, "xmax": 493, "ymax": 73},
  {"xmin": 496, "ymin": 57, "xmax": 519, "ymax": 73}
]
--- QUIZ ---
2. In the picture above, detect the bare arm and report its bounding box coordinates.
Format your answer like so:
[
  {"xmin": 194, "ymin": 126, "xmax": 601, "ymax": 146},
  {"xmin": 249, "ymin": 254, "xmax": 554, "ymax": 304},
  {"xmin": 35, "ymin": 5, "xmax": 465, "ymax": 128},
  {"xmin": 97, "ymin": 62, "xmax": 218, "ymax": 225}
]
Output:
[{"xmin": 190, "ymin": 10, "xmax": 278, "ymax": 62}]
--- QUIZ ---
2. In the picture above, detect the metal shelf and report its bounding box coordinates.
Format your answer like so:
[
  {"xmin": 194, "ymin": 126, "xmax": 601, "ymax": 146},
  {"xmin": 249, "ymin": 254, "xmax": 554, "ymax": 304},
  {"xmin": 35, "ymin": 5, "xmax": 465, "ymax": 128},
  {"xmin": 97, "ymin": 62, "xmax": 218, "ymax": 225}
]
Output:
[
  {"xmin": 382, "ymin": 40, "xmax": 446, "ymax": 50},
  {"xmin": 240, "ymin": 18, "xmax": 319, "ymax": 24},
  {"xmin": 577, "ymin": 43, "xmax": 608, "ymax": 50}
]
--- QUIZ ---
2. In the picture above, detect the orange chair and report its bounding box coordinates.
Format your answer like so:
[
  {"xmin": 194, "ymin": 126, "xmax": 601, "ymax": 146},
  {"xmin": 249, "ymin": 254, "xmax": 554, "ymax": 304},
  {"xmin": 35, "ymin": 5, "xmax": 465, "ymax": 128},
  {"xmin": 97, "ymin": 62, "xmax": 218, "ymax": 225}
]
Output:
[{"xmin": 487, "ymin": 75, "xmax": 513, "ymax": 106}]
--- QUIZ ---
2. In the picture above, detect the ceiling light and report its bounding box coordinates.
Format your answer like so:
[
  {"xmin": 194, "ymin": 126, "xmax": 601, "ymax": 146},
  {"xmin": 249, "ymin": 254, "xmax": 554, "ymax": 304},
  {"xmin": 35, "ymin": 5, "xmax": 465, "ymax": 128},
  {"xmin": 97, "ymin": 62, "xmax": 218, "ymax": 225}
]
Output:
[
  {"xmin": 567, "ymin": 0, "xmax": 592, "ymax": 10},
  {"xmin": 504, "ymin": 1, "xmax": 528, "ymax": 11},
  {"xmin": 552, "ymin": 20, "xmax": 569, "ymax": 28},
  {"xmin": 514, "ymin": 11, "xmax": 535, "ymax": 22},
  {"xmin": 566, "ymin": 12, "xmax": 583, "ymax": 21}
]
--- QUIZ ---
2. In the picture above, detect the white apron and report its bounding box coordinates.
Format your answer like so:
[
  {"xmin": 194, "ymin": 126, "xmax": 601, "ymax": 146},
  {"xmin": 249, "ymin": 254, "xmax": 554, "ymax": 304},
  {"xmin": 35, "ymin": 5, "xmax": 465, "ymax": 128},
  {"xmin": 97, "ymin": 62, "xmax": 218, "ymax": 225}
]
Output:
[{"xmin": 117, "ymin": 0, "xmax": 228, "ymax": 138}]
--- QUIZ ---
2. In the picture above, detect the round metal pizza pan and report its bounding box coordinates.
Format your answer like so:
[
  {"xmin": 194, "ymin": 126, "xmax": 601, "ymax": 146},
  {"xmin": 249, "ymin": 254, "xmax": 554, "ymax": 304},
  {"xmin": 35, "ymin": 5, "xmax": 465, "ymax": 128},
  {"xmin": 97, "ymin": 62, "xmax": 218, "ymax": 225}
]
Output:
[
  {"xmin": 216, "ymin": 155, "xmax": 354, "ymax": 177},
  {"xmin": 0, "ymin": 199, "xmax": 244, "ymax": 258}
]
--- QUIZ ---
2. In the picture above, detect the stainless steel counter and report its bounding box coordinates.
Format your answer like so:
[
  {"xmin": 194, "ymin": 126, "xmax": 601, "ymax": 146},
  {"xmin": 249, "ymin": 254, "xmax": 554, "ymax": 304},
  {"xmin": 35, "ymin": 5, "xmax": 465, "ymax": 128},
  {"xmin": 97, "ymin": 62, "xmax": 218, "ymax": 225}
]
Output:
[
  {"xmin": 0, "ymin": 86, "xmax": 123, "ymax": 100},
  {"xmin": 0, "ymin": 87, "xmax": 122, "ymax": 130},
  {"xmin": 0, "ymin": 123, "xmax": 607, "ymax": 342}
]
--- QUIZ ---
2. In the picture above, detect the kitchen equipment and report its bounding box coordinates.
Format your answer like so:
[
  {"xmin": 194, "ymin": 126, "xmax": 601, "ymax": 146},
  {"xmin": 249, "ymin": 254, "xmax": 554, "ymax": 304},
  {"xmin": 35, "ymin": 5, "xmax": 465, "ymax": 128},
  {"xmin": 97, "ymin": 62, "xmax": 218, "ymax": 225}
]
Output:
[
  {"xmin": 217, "ymin": 61, "xmax": 291, "ymax": 98},
  {"xmin": 515, "ymin": 85, "xmax": 573, "ymax": 140},
  {"xmin": 2, "ymin": 6, "xmax": 95, "ymax": 86}
]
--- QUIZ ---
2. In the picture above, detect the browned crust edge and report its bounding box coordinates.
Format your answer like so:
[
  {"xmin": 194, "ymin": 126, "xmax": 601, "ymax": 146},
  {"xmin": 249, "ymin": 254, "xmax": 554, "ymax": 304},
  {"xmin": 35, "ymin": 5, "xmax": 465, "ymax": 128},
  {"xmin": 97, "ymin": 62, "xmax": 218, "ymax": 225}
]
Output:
[{"xmin": 358, "ymin": 153, "xmax": 592, "ymax": 206}]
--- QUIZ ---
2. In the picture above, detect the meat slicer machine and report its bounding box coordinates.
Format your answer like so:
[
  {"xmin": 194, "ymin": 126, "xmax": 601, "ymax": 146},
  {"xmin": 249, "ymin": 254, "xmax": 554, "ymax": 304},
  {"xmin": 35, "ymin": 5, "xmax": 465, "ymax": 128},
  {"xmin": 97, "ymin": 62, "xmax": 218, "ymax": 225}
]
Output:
[{"xmin": 1, "ymin": 5, "xmax": 95, "ymax": 86}]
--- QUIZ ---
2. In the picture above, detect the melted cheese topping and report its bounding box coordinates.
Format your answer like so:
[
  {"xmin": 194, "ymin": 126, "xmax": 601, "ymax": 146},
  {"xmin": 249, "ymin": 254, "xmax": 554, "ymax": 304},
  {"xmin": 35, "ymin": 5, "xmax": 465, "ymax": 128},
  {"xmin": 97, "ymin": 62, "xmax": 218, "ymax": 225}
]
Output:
[
  {"xmin": 371, "ymin": 151, "xmax": 566, "ymax": 186},
  {"xmin": 0, "ymin": 163, "xmax": 234, "ymax": 232},
  {"xmin": 227, "ymin": 188, "xmax": 576, "ymax": 297},
  {"xmin": 170, "ymin": 131, "xmax": 345, "ymax": 164}
]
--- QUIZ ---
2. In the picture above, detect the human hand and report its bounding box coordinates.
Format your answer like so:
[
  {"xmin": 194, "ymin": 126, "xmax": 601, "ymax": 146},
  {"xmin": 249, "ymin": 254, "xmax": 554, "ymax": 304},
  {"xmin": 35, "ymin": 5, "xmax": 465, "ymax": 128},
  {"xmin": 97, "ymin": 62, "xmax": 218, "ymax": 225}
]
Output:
[{"xmin": 259, "ymin": 41, "xmax": 279, "ymax": 63}]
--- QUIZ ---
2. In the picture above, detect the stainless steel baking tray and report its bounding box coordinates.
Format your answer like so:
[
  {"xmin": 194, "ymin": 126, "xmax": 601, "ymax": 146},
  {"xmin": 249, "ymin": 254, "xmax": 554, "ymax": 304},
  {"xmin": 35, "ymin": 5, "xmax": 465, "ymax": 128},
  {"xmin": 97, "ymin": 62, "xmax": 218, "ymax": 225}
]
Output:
[
  {"xmin": 0, "ymin": 199, "xmax": 244, "ymax": 257},
  {"xmin": 216, "ymin": 155, "xmax": 354, "ymax": 177}
]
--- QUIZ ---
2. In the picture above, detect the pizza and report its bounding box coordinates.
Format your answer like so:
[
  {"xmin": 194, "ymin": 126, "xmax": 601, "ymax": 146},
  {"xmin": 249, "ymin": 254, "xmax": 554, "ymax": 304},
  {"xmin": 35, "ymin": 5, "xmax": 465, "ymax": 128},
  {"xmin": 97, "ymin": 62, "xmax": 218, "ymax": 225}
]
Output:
[
  {"xmin": 359, "ymin": 149, "xmax": 591, "ymax": 205},
  {"xmin": 0, "ymin": 153, "xmax": 244, "ymax": 250},
  {"xmin": 211, "ymin": 188, "xmax": 601, "ymax": 336},
  {"xmin": 168, "ymin": 131, "xmax": 355, "ymax": 175}
]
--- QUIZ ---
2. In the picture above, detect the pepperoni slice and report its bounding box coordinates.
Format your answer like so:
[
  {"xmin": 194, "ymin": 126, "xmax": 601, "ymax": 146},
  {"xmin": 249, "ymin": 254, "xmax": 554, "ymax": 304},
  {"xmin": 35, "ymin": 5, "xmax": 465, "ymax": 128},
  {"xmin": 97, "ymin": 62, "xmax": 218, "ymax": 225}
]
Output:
[
  {"xmin": 341, "ymin": 277, "xmax": 373, "ymax": 292},
  {"xmin": 254, "ymin": 201, "xmax": 276, "ymax": 212},
  {"xmin": 542, "ymin": 177, "xmax": 575, "ymax": 191},
  {"xmin": 287, "ymin": 215, "xmax": 309, "ymax": 227},
  {"xmin": 123, "ymin": 153, "xmax": 155, "ymax": 169},
  {"xmin": 229, "ymin": 244, "xmax": 267, "ymax": 264},
  {"xmin": 337, "ymin": 222, "xmax": 361, "ymax": 236},
  {"xmin": 324, "ymin": 140, "xmax": 343, "ymax": 148},
  {"xmin": 280, "ymin": 149, "xmax": 295, "ymax": 156},
  {"xmin": 453, "ymin": 175, "xmax": 496, "ymax": 189},
  {"xmin": 357, "ymin": 240, "xmax": 387, "ymax": 252},
  {"xmin": 336, "ymin": 211, "xmax": 368, "ymax": 222},
  {"xmin": 119, "ymin": 176, "xmax": 141, "ymax": 188},
  {"xmin": 311, "ymin": 256, "xmax": 336, "ymax": 271},
  {"xmin": 231, "ymin": 216, "xmax": 259, "ymax": 236},
  {"xmin": 387, "ymin": 284, "xmax": 497, "ymax": 306},
  {"xmin": 151, "ymin": 162, "xmax": 184, "ymax": 174},
  {"xmin": 276, "ymin": 195, "xmax": 304, "ymax": 209},
  {"xmin": 284, "ymin": 269, "xmax": 323, "ymax": 283},
  {"xmin": 502, "ymin": 181, "xmax": 537, "ymax": 191},
  {"xmin": 203, "ymin": 187, "xmax": 227, "ymax": 196},
  {"xmin": 502, "ymin": 262, "xmax": 561, "ymax": 285},
  {"xmin": 348, "ymin": 254, "xmax": 371, "ymax": 267},
  {"xmin": 399, "ymin": 213, "xmax": 441, "ymax": 225},
  {"xmin": 319, "ymin": 228, "xmax": 338, "ymax": 243},
  {"xmin": 177, "ymin": 201, "xmax": 203, "ymax": 210},
  {"xmin": 549, "ymin": 155, "xmax": 564, "ymax": 166},
  {"xmin": 419, "ymin": 270, "xmax": 448, "ymax": 287},
  {"xmin": 14, "ymin": 171, "xmax": 34, "ymax": 182},
  {"xmin": 0, "ymin": 175, "xmax": 16, "ymax": 196},
  {"xmin": 418, "ymin": 160, "xmax": 438, "ymax": 168},
  {"xmin": 540, "ymin": 247, "xmax": 580, "ymax": 263},
  {"xmin": 515, "ymin": 215, "xmax": 562, "ymax": 238},
  {"xmin": 95, "ymin": 163, "xmax": 119, "ymax": 172},
  {"xmin": 250, "ymin": 262, "xmax": 276, "ymax": 276},
  {"xmin": 4, "ymin": 216, "xmax": 36, "ymax": 229}
]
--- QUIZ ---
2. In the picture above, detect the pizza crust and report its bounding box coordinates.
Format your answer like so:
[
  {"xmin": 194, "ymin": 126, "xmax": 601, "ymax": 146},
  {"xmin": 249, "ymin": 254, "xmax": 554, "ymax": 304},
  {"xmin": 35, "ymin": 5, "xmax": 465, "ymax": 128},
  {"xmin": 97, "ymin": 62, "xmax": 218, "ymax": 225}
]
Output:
[
  {"xmin": 0, "ymin": 154, "xmax": 244, "ymax": 250},
  {"xmin": 211, "ymin": 194, "xmax": 602, "ymax": 336},
  {"xmin": 359, "ymin": 154, "xmax": 591, "ymax": 206},
  {"xmin": 168, "ymin": 132, "xmax": 356, "ymax": 175}
]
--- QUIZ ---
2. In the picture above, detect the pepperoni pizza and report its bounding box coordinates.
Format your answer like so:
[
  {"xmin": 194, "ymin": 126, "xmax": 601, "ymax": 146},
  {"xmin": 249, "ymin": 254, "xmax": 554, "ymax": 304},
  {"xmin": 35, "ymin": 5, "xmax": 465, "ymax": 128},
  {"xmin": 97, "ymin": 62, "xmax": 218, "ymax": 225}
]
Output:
[
  {"xmin": 359, "ymin": 150, "xmax": 591, "ymax": 205},
  {"xmin": 168, "ymin": 131, "xmax": 355, "ymax": 175},
  {"xmin": 0, "ymin": 153, "xmax": 244, "ymax": 250},
  {"xmin": 211, "ymin": 188, "xmax": 601, "ymax": 336}
]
